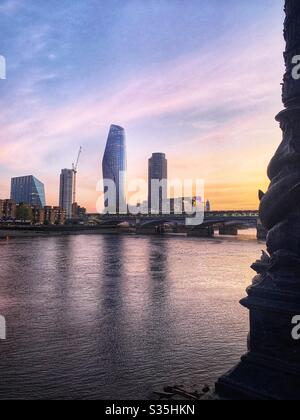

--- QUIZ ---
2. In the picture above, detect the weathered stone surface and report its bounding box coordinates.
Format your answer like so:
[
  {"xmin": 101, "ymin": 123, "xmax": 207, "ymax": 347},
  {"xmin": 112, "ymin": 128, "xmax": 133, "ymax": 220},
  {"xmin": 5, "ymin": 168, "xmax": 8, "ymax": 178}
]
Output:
[{"xmin": 256, "ymin": 217, "xmax": 267, "ymax": 240}]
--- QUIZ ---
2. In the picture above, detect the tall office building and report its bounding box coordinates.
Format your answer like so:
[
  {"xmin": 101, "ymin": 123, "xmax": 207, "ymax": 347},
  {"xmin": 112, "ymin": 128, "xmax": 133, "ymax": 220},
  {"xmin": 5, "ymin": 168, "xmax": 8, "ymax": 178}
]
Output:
[
  {"xmin": 148, "ymin": 153, "xmax": 168, "ymax": 214},
  {"xmin": 11, "ymin": 175, "xmax": 46, "ymax": 208},
  {"xmin": 102, "ymin": 124, "xmax": 127, "ymax": 213},
  {"xmin": 59, "ymin": 169, "xmax": 74, "ymax": 219}
]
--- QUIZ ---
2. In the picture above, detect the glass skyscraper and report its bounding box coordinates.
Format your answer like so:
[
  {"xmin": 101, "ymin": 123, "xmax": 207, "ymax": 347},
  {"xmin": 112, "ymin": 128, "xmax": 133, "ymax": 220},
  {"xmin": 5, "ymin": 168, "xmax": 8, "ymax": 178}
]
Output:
[
  {"xmin": 10, "ymin": 175, "xmax": 46, "ymax": 208},
  {"xmin": 59, "ymin": 169, "xmax": 74, "ymax": 220},
  {"xmin": 148, "ymin": 153, "xmax": 168, "ymax": 214},
  {"xmin": 102, "ymin": 124, "xmax": 127, "ymax": 213}
]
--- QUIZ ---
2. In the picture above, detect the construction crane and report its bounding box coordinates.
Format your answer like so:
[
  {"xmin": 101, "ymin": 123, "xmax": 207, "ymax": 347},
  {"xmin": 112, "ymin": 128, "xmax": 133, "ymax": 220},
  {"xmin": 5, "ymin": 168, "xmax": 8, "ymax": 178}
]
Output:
[{"xmin": 72, "ymin": 146, "xmax": 82, "ymax": 204}]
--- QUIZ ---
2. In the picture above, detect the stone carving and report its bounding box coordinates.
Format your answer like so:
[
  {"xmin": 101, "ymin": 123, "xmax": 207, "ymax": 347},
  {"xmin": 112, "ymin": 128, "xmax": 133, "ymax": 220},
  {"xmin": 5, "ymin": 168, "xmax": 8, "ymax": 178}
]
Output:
[
  {"xmin": 258, "ymin": 0, "xmax": 300, "ymax": 287},
  {"xmin": 251, "ymin": 250, "xmax": 270, "ymax": 275},
  {"xmin": 215, "ymin": 0, "xmax": 300, "ymax": 400}
]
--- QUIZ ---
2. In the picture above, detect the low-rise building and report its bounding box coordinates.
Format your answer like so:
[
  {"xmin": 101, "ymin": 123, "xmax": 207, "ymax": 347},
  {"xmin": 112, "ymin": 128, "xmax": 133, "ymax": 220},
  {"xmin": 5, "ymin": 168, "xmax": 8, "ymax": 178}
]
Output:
[
  {"xmin": 0, "ymin": 199, "xmax": 17, "ymax": 220},
  {"xmin": 53, "ymin": 207, "xmax": 66, "ymax": 225},
  {"xmin": 1, "ymin": 201, "xmax": 67, "ymax": 225},
  {"xmin": 44, "ymin": 206, "xmax": 55, "ymax": 224},
  {"xmin": 72, "ymin": 202, "xmax": 87, "ymax": 221},
  {"xmin": 43, "ymin": 206, "xmax": 66, "ymax": 225},
  {"xmin": 30, "ymin": 206, "xmax": 66, "ymax": 225},
  {"xmin": 32, "ymin": 206, "xmax": 45, "ymax": 225}
]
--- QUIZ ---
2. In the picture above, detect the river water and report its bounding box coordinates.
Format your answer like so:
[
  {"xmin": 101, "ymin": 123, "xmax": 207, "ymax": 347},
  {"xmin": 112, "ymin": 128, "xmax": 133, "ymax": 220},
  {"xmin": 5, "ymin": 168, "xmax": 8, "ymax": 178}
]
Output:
[{"xmin": 0, "ymin": 231, "xmax": 264, "ymax": 400}]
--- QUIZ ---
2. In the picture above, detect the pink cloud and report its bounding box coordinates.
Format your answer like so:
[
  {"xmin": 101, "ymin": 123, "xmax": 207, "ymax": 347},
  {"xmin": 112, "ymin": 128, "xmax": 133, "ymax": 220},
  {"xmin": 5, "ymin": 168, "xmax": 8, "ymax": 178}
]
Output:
[{"xmin": 0, "ymin": 22, "xmax": 285, "ymax": 210}]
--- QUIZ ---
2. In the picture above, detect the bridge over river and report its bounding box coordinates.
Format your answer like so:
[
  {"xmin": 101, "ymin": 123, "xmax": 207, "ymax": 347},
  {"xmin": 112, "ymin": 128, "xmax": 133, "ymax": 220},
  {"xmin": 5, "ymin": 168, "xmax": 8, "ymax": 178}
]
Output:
[{"xmin": 98, "ymin": 211, "xmax": 266, "ymax": 239}]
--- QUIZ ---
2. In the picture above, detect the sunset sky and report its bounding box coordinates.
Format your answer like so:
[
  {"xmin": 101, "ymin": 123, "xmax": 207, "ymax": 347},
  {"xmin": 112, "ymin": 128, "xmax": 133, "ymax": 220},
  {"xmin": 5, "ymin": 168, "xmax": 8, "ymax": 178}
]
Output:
[{"xmin": 0, "ymin": 0, "xmax": 285, "ymax": 211}]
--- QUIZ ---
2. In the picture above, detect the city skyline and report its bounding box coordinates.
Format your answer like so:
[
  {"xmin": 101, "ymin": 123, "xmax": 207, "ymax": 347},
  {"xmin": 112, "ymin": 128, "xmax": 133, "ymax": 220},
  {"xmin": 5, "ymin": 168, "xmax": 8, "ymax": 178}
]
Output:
[
  {"xmin": 3, "ymin": 137, "xmax": 209, "ymax": 216},
  {"xmin": 0, "ymin": 0, "xmax": 285, "ymax": 211}
]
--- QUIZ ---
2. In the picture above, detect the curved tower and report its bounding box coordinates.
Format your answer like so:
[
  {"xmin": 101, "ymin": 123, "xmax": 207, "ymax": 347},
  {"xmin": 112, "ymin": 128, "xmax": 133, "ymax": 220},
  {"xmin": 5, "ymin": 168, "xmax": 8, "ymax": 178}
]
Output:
[{"xmin": 102, "ymin": 125, "xmax": 127, "ymax": 214}]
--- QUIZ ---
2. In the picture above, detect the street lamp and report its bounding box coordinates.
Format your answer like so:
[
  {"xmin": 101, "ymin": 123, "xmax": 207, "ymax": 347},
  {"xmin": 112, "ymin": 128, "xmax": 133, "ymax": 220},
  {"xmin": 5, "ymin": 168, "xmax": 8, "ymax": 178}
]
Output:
[{"xmin": 216, "ymin": 0, "xmax": 300, "ymax": 400}]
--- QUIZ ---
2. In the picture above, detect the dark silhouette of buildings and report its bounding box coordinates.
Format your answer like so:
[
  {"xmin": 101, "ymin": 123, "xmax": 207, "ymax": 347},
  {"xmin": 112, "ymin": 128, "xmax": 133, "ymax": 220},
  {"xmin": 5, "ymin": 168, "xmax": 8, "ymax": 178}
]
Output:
[{"xmin": 33, "ymin": 206, "xmax": 66, "ymax": 225}]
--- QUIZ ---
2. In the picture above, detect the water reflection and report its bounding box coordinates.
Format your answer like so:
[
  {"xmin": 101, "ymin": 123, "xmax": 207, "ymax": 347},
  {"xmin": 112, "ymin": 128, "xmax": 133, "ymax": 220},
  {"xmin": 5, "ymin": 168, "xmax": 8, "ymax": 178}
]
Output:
[
  {"xmin": 101, "ymin": 235, "xmax": 124, "ymax": 308},
  {"xmin": 147, "ymin": 237, "xmax": 170, "ymax": 317},
  {"xmin": 97, "ymin": 236, "xmax": 127, "ymax": 398},
  {"xmin": 0, "ymin": 234, "xmax": 261, "ymax": 399},
  {"xmin": 144, "ymin": 238, "xmax": 178, "ymax": 391}
]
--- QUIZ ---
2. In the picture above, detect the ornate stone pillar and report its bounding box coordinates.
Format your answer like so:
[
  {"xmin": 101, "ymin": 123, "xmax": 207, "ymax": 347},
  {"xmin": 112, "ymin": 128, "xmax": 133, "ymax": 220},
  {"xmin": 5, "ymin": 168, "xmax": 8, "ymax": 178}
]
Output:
[{"xmin": 216, "ymin": 0, "xmax": 300, "ymax": 400}]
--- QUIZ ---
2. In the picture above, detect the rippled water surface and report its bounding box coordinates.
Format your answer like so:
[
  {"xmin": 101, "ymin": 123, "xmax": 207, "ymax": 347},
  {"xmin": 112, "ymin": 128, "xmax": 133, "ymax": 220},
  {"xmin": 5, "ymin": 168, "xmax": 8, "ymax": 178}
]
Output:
[{"xmin": 0, "ymin": 232, "xmax": 263, "ymax": 399}]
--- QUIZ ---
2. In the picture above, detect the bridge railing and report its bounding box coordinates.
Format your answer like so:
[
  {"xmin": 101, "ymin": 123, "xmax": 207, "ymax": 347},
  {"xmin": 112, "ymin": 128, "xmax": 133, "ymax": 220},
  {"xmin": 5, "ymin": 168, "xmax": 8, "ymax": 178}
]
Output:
[{"xmin": 99, "ymin": 210, "xmax": 259, "ymax": 220}]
